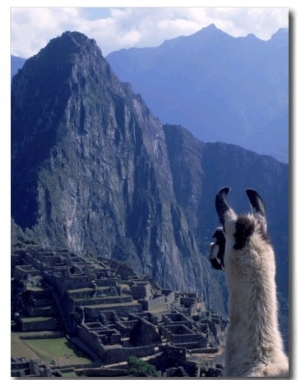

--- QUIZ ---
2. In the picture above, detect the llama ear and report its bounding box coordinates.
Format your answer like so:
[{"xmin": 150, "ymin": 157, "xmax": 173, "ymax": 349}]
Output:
[
  {"xmin": 246, "ymin": 189, "xmax": 267, "ymax": 230},
  {"xmin": 215, "ymin": 187, "xmax": 237, "ymax": 225}
]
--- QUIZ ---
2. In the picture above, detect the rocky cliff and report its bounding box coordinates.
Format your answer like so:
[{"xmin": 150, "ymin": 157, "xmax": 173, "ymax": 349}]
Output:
[{"xmin": 11, "ymin": 31, "xmax": 289, "ymax": 317}]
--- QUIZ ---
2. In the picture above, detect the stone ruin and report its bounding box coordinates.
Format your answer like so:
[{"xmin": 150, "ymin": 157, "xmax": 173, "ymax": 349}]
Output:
[
  {"xmin": 11, "ymin": 244, "xmax": 228, "ymax": 376},
  {"xmin": 11, "ymin": 357, "xmax": 59, "ymax": 377}
]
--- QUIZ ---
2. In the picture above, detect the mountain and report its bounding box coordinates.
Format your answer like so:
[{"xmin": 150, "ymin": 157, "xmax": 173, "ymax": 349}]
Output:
[
  {"xmin": 11, "ymin": 55, "xmax": 26, "ymax": 78},
  {"xmin": 11, "ymin": 31, "xmax": 289, "ymax": 319},
  {"xmin": 164, "ymin": 125, "xmax": 288, "ymax": 297},
  {"xmin": 106, "ymin": 24, "xmax": 289, "ymax": 163}
]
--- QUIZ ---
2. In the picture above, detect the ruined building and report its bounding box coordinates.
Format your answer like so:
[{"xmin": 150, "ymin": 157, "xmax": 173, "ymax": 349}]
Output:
[{"xmin": 11, "ymin": 243, "xmax": 227, "ymax": 376}]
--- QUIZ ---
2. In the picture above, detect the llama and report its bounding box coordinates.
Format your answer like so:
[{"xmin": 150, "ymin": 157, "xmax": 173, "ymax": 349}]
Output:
[
  {"xmin": 213, "ymin": 186, "xmax": 288, "ymax": 377},
  {"xmin": 209, "ymin": 226, "xmax": 226, "ymax": 270}
]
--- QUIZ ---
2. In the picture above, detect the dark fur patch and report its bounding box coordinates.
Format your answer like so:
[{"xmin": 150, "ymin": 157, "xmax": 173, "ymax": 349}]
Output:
[
  {"xmin": 233, "ymin": 216, "xmax": 255, "ymax": 249},
  {"xmin": 257, "ymin": 222, "xmax": 271, "ymax": 245},
  {"xmin": 233, "ymin": 215, "xmax": 271, "ymax": 249}
]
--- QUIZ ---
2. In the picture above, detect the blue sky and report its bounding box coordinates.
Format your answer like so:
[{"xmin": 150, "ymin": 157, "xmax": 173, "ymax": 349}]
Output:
[
  {"xmin": 81, "ymin": 8, "xmax": 112, "ymax": 20},
  {"xmin": 10, "ymin": 7, "xmax": 289, "ymax": 58}
]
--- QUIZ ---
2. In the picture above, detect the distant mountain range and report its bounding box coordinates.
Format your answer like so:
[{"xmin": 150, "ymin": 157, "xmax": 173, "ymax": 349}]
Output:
[
  {"xmin": 106, "ymin": 24, "xmax": 289, "ymax": 163},
  {"xmin": 11, "ymin": 31, "xmax": 289, "ymax": 349},
  {"xmin": 11, "ymin": 25, "xmax": 289, "ymax": 163}
]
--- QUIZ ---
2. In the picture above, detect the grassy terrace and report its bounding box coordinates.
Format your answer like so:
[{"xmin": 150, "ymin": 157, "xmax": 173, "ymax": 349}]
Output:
[
  {"xmin": 67, "ymin": 288, "xmax": 96, "ymax": 296},
  {"xmin": 20, "ymin": 316, "xmax": 56, "ymax": 323},
  {"xmin": 84, "ymin": 300, "xmax": 140, "ymax": 310},
  {"xmin": 26, "ymin": 286, "xmax": 47, "ymax": 292},
  {"xmin": 67, "ymin": 284, "xmax": 130, "ymax": 297},
  {"xmin": 67, "ymin": 287, "xmax": 111, "ymax": 298},
  {"xmin": 11, "ymin": 332, "xmax": 93, "ymax": 368}
]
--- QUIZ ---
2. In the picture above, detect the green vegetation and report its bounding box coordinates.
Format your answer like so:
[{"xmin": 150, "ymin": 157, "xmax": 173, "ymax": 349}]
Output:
[
  {"xmin": 20, "ymin": 316, "xmax": 54, "ymax": 323},
  {"xmin": 127, "ymin": 356, "xmax": 160, "ymax": 377},
  {"xmin": 11, "ymin": 333, "xmax": 92, "ymax": 367}
]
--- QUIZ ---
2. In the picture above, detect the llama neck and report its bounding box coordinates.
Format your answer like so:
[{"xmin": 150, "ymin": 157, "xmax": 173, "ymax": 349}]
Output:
[{"xmin": 227, "ymin": 270, "xmax": 283, "ymax": 352}]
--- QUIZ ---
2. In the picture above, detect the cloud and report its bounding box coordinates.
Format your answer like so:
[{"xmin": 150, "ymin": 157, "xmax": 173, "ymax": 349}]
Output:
[
  {"xmin": 10, "ymin": 8, "xmax": 82, "ymax": 57},
  {"xmin": 201, "ymin": 8, "xmax": 289, "ymax": 40},
  {"xmin": 10, "ymin": 7, "xmax": 289, "ymax": 58}
]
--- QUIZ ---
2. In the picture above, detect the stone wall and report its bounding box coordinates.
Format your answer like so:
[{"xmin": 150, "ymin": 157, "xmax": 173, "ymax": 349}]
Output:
[
  {"xmin": 77, "ymin": 323, "xmax": 156, "ymax": 364},
  {"xmin": 128, "ymin": 311, "xmax": 159, "ymax": 325},
  {"xmin": 43, "ymin": 271, "xmax": 93, "ymax": 292},
  {"xmin": 78, "ymin": 321, "xmax": 121, "ymax": 346},
  {"xmin": 96, "ymin": 278, "xmax": 119, "ymax": 287},
  {"xmin": 11, "ymin": 358, "xmax": 54, "ymax": 377},
  {"xmin": 131, "ymin": 281, "xmax": 151, "ymax": 300},
  {"xmin": 14, "ymin": 265, "xmax": 41, "ymax": 281},
  {"xmin": 115, "ymin": 320, "xmax": 138, "ymax": 336},
  {"xmin": 161, "ymin": 324, "xmax": 198, "ymax": 344},
  {"xmin": 83, "ymin": 302, "xmax": 142, "ymax": 318},
  {"xmin": 162, "ymin": 289, "xmax": 175, "ymax": 303},
  {"xmin": 20, "ymin": 317, "xmax": 62, "ymax": 332},
  {"xmin": 99, "ymin": 344, "xmax": 156, "ymax": 364},
  {"xmin": 162, "ymin": 311, "xmax": 192, "ymax": 328},
  {"xmin": 77, "ymin": 324, "xmax": 104, "ymax": 358},
  {"xmin": 163, "ymin": 344, "xmax": 186, "ymax": 364},
  {"xmin": 74, "ymin": 295, "xmax": 133, "ymax": 307}
]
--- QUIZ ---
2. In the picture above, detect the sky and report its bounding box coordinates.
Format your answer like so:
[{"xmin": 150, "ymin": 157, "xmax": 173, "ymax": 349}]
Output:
[{"xmin": 10, "ymin": 7, "xmax": 289, "ymax": 59}]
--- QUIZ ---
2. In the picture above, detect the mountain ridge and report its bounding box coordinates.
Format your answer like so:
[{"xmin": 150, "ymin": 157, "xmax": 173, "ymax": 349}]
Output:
[{"xmin": 106, "ymin": 24, "xmax": 288, "ymax": 163}]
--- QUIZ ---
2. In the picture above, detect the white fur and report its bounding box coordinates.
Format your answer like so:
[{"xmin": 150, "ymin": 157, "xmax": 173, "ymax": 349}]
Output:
[{"xmin": 222, "ymin": 214, "xmax": 289, "ymax": 377}]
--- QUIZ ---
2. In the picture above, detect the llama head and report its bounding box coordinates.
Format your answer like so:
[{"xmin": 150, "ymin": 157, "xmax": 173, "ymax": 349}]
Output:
[{"xmin": 214, "ymin": 187, "xmax": 273, "ymax": 275}]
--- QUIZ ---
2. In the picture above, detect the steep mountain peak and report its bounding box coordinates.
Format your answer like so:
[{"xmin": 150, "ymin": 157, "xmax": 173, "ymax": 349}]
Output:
[
  {"xmin": 203, "ymin": 23, "xmax": 218, "ymax": 30},
  {"xmin": 34, "ymin": 31, "xmax": 101, "ymax": 60},
  {"xmin": 61, "ymin": 30, "xmax": 97, "ymax": 46},
  {"xmin": 196, "ymin": 23, "xmax": 224, "ymax": 36},
  {"xmin": 11, "ymin": 31, "xmax": 134, "ymax": 162},
  {"xmin": 160, "ymin": 23, "xmax": 230, "ymax": 50},
  {"xmin": 271, "ymin": 27, "xmax": 288, "ymax": 37},
  {"xmin": 269, "ymin": 27, "xmax": 288, "ymax": 46},
  {"xmin": 18, "ymin": 31, "xmax": 121, "ymax": 94}
]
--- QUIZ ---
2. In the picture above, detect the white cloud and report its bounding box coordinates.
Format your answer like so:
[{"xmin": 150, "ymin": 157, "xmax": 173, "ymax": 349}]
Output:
[
  {"xmin": 203, "ymin": 7, "xmax": 289, "ymax": 40},
  {"xmin": 10, "ymin": 7, "xmax": 289, "ymax": 58},
  {"xmin": 10, "ymin": 8, "xmax": 82, "ymax": 57}
]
